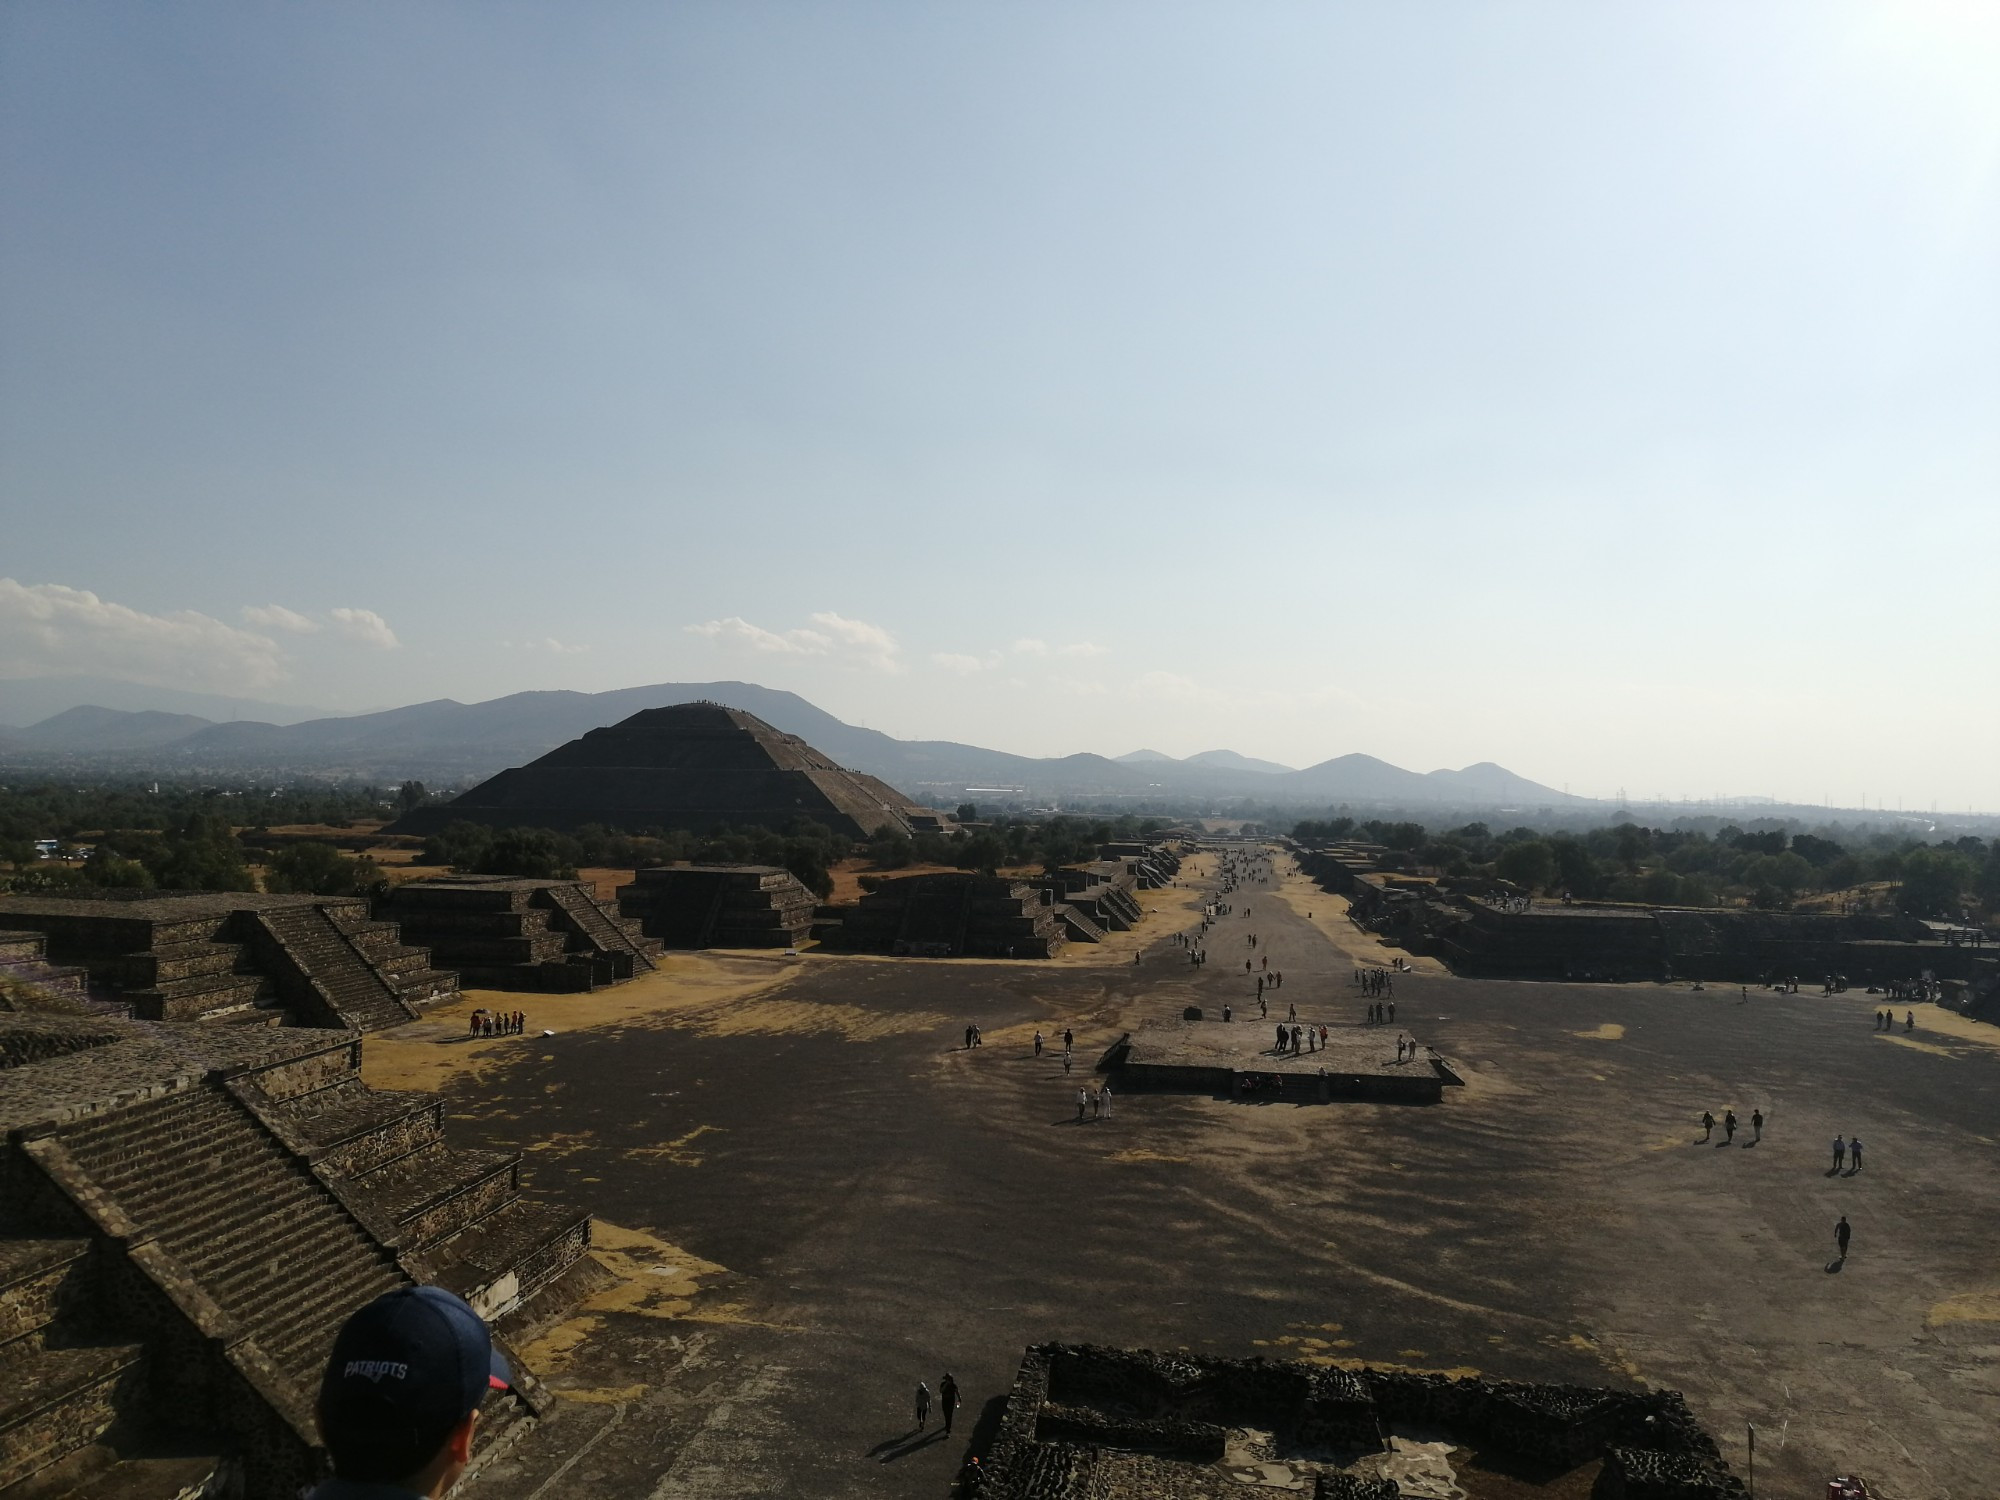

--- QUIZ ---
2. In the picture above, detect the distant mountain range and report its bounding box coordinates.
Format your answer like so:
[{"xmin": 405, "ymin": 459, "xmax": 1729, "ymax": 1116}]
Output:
[
  {"xmin": 1117, "ymin": 747, "xmax": 1297, "ymax": 775},
  {"xmin": 0, "ymin": 677, "xmax": 1580, "ymax": 808}
]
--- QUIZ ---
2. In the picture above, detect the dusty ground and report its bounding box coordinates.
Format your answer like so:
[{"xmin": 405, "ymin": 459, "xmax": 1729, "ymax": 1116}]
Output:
[{"xmin": 368, "ymin": 848, "xmax": 2000, "ymax": 1500}]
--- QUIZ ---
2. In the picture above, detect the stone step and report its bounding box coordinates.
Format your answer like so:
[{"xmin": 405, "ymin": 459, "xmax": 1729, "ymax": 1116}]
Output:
[
  {"xmin": 355, "ymin": 1142, "xmax": 518, "ymax": 1243},
  {"xmin": 266, "ymin": 1081, "xmax": 444, "ymax": 1173},
  {"xmin": 426, "ymin": 1200, "xmax": 588, "ymax": 1316},
  {"xmin": 1, "ymin": 1442, "xmax": 226, "ymax": 1500},
  {"xmin": 0, "ymin": 1341, "xmax": 146, "ymax": 1491},
  {"xmin": 0, "ymin": 1239, "xmax": 94, "ymax": 1347},
  {"xmin": 0, "ymin": 931, "xmax": 49, "ymax": 963}
]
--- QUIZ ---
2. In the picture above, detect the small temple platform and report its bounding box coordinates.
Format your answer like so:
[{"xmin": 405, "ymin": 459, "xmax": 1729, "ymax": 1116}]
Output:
[{"xmin": 1102, "ymin": 1019, "xmax": 1449, "ymax": 1103}]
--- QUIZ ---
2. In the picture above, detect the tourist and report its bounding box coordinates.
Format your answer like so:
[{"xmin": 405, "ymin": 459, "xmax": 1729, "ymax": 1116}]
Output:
[
  {"xmin": 1387, "ymin": 1002, "xmax": 1395, "ymax": 1023},
  {"xmin": 1724, "ymin": 1110, "xmax": 1737, "ymax": 1143},
  {"xmin": 1849, "ymin": 1137, "xmax": 1863, "ymax": 1171},
  {"xmin": 1701, "ymin": 1111, "xmax": 1715, "ymax": 1141},
  {"xmin": 1223, "ymin": 1003, "xmax": 1232, "ymax": 1022},
  {"xmin": 939, "ymin": 1371, "xmax": 961, "ymax": 1435},
  {"xmin": 1100, "ymin": 1081, "xmax": 1112, "ymax": 1118},
  {"xmin": 1832, "ymin": 1135, "xmax": 1847, "ymax": 1171},
  {"xmin": 1034, "ymin": 1031, "xmax": 1044, "ymax": 1056},
  {"xmin": 1287, "ymin": 1002, "xmax": 1296, "ymax": 1023},
  {"xmin": 1751, "ymin": 1108, "xmax": 1763, "ymax": 1142},
  {"xmin": 1835, "ymin": 1215, "xmax": 1851, "ymax": 1260},
  {"xmin": 1062, "ymin": 1053, "xmax": 1072, "ymax": 1076},
  {"xmin": 1091, "ymin": 1089, "xmax": 1102, "ymax": 1120},
  {"xmin": 1905, "ymin": 1010, "xmax": 1915, "ymax": 1031},
  {"xmin": 915, "ymin": 1380, "xmax": 931, "ymax": 1429},
  {"xmin": 1063, "ymin": 1028, "xmax": 1073, "ymax": 1053},
  {"xmin": 310, "ymin": 1285, "xmax": 513, "ymax": 1500},
  {"xmin": 1275, "ymin": 1023, "xmax": 1287, "ymax": 1053}
]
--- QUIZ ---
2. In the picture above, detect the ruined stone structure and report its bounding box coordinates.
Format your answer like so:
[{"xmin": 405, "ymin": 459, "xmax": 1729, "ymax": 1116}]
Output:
[
  {"xmin": 1100, "ymin": 1022, "xmax": 1449, "ymax": 1104},
  {"xmin": 0, "ymin": 1013, "xmax": 589, "ymax": 1498},
  {"xmin": 1294, "ymin": 844, "xmax": 1987, "ymax": 987},
  {"xmin": 979, "ymin": 1344, "xmax": 1744, "ymax": 1499},
  {"xmin": 0, "ymin": 893, "xmax": 458, "ymax": 1032},
  {"xmin": 386, "ymin": 701, "xmax": 938, "ymax": 841},
  {"xmin": 375, "ymin": 877, "xmax": 659, "ymax": 992},
  {"xmin": 817, "ymin": 873, "xmax": 1068, "ymax": 958},
  {"xmin": 615, "ymin": 865, "xmax": 816, "ymax": 950},
  {"xmin": 1035, "ymin": 863, "xmax": 1147, "ymax": 943}
]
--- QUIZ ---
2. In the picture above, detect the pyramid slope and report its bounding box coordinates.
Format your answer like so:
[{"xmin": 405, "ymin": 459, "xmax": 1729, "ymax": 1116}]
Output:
[{"xmin": 389, "ymin": 702, "xmax": 932, "ymax": 838}]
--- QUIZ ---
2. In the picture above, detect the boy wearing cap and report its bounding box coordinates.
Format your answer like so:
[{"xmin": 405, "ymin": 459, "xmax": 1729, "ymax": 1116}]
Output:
[{"xmin": 313, "ymin": 1286, "xmax": 513, "ymax": 1499}]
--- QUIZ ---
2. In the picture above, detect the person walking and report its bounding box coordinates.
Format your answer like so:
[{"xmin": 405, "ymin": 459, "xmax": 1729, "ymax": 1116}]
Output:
[
  {"xmin": 915, "ymin": 1380, "xmax": 932, "ymax": 1430},
  {"xmin": 1100, "ymin": 1081, "xmax": 1112, "ymax": 1118},
  {"xmin": 1076, "ymin": 1086, "xmax": 1088, "ymax": 1121},
  {"xmin": 1751, "ymin": 1108, "xmax": 1763, "ymax": 1142},
  {"xmin": 1701, "ymin": 1111, "xmax": 1715, "ymax": 1141},
  {"xmin": 1724, "ymin": 1109, "xmax": 1737, "ymax": 1143},
  {"xmin": 1034, "ymin": 1031, "xmax": 1044, "ymax": 1056},
  {"xmin": 1832, "ymin": 1135, "xmax": 1847, "ymax": 1171},
  {"xmin": 1835, "ymin": 1215, "xmax": 1851, "ymax": 1259},
  {"xmin": 939, "ymin": 1372, "xmax": 961, "ymax": 1436},
  {"xmin": 1849, "ymin": 1136, "xmax": 1863, "ymax": 1171}
]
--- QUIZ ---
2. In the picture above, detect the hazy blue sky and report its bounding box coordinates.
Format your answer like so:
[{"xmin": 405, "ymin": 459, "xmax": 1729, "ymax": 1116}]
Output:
[{"xmin": 4, "ymin": 3, "xmax": 1996, "ymax": 806}]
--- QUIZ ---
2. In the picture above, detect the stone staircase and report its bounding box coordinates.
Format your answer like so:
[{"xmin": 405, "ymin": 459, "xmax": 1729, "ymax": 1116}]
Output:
[
  {"xmin": 246, "ymin": 906, "xmax": 419, "ymax": 1034},
  {"xmin": 49, "ymin": 1085, "xmax": 407, "ymax": 1391},
  {"xmin": 616, "ymin": 865, "xmax": 817, "ymax": 950},
  {"xmin": 896, "ymin": 880, "xmax": 973, "ymax": 956},
  {"xmin": 0, "ymin": 934, "xmax": 94, "ymax": 1017},
  {"xmin": 539, "ymin": 884, "xmax": 657, "ymax": 976},
  {"xmin": 1052, "ymin": 904, "xmax": 1106, "ymax": 944}
]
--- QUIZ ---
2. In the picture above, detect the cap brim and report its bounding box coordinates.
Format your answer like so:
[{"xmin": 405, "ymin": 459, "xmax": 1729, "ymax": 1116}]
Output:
[{"xmin": 488, "ymin": 1347, "xmax": 513, "ymax": 1392}]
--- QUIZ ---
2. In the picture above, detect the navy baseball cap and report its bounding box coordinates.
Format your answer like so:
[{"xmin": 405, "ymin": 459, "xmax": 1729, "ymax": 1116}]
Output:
[{"xmin": 318, "ymin": 1287, "xmax": 511, "ymax": 1479}]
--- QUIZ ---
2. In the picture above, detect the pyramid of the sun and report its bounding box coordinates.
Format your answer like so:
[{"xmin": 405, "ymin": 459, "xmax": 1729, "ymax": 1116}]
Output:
[{"xmin": 389, "ymin": 701, "xmax": 934, "ymax": 839}]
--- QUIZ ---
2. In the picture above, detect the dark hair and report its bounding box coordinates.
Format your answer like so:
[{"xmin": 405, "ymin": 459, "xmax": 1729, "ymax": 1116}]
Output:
[{"xmin": 320, "ymin": 1387, "xmax": 461, "ymax": 1483}]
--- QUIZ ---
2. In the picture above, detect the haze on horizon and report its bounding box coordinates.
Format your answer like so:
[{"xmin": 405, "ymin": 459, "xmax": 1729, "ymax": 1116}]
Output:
[{"xmin": 2, "ymin": 3, "xmax": 1996, "ymax": 809}]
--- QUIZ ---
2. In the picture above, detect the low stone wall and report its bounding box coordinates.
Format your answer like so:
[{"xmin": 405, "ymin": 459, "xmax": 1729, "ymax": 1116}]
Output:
[{"xmin": 979, "ymin": 1344, "xmax": 1744, "ymax": 1500}]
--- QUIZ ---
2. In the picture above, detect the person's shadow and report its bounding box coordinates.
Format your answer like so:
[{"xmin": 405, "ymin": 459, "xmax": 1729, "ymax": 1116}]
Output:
[
  {"xmin": 1825, "ymin": 1255, "xmax": 1846, "ymax": 1274},
  {"xmin": 868, "ymin": 1427, "xmax": 948, "ymax": 1463},
  {"xmin": 1825, "ymin": 1165, "xmax": 1843, "ymax": 1178}
]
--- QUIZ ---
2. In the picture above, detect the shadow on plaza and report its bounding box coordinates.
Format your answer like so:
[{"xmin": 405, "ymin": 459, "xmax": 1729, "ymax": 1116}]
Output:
[{"xmin": 867, "ymin": 1426, "xmax": 951, "ymax": 1463}]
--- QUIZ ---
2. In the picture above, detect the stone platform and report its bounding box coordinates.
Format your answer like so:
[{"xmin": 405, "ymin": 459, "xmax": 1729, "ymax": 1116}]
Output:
[
  {"xmin": 1103, "ymin": 1019, "xmax": 1446, "ymax": 1103},
  {"xmin": 979, "ymin": 1343, "xmax": 1744, "ymax": 1499}
]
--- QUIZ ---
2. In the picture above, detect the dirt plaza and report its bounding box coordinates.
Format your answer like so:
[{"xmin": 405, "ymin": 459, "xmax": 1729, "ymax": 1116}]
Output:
[{"xmin": 363, "ymin": 851, "xmax": 2000, "ymax": 1500}]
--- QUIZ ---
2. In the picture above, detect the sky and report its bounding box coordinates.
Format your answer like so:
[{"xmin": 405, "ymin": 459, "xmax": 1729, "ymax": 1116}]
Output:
[{"xmin": 3, "ymin": 3, "xmax": 1996, "ymax": 807}]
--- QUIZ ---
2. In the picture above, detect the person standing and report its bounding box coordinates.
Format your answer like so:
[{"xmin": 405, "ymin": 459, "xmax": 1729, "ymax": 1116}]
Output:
[
  {"xmin": 1849, "ymin": 1136, "xmax": 1863, "ymax": 1171},
  {"xmin": 1034, "ymin": 1031, "xmax": 1044, "ymax": 1056},
  {"xmin": 1063, "ymin": 1028, "xmax": 1073, "ymax": 1054},
  {"xmin": 1835, "ymin": 1215, "xmax": 1851, "ymax": 1259},
  {"xmin": 915, "ymin": 1380, "xmax": 932, "ymax": 1430},
  {"xmin": 1100, "ymin": 1081, "xmax": 1112, "ymax": 1119},
  {"xmin": 1751, "ymin": 1108, "xmax": 1763, "ymax": 1142},
  {"xmin": 1832, "ymin": 1135, "xmax": 1847, "ymax": 1171},
  {"xmin": 939, "ymin": 1372, "xmax": 961, "ymax": 1436}
]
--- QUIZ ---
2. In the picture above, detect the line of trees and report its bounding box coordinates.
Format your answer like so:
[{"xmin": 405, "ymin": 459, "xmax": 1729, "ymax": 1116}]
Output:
[{"xmin": 1294, "ymin": 816, "xmax": 2000, "ymax": 919}]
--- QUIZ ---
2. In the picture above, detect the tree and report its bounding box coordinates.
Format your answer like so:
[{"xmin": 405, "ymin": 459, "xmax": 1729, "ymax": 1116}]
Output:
[
  {"xmin": 265, "ymin": 841, "xmax": 370, "ymax": 896},
  {"xmin": 1897, "ymin": 847, "xmax": 1975, "ymax": 918},
  {"xmin": 868, "ymin": 824, "xmax": 914, "ymax": 869},
  {"xmin": 961, "ymin": 832, "xmax": 1006, "ymax": 876},
  {"xmin": 1495, "ymin": 840, "xmax": 1556, "ymax": 892},
  {"xmin": 475, "ymin": 829, "xmax": 578, "ymax": 880},
  {"xmin": 955, "ymin": 803, "xmax": 978, "ymax": 823},
  {"xmin": 397, "ymin": 781, "xmax": 430, "ymax": 813}
]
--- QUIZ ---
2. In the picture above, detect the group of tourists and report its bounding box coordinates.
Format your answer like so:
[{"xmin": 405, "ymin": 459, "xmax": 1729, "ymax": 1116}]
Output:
[
  {"xmin": 1356, "ymin": 967, "xmax": 1395, "ymax": 998},
  {"xmin": 1700, "ymin": 1107, "xmax": 1765, "ymax": 1144},
  {"xmin": 962, "ymin": 1024, "xmax": 985, "ymax": 1048},
  {"xmin": 468, "ymin": 1009, "xmax": 525, "ymax": 1037},
  {"xmin": 1872, "ymin": 1009, "xmax": 1915, "ymax": 1032},
  {"xmin": 913, "ymin": 1371, "xmax": 962, "ymax": 1434},
  {"xmin": 1274, "ymin": 1022, "xmax": 1325, "ymax": 1056},
  {"xmin": 1831, "ymin": 1134, "xmax": 1865, "ymax": 1171},
  {"xmin": 1075, "ymin": 1082, "xmax": 1113, "ymax": 1120},
  {"xmin": 1361, "ymin": 1001, "xmax": 1395, "ymax": 1025}
]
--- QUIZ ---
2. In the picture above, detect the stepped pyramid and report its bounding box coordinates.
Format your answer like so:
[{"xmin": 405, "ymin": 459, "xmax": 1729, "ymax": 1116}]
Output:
[{"xmin": 390, "ymin": 701, "xmax": 935, "ymax": 840}]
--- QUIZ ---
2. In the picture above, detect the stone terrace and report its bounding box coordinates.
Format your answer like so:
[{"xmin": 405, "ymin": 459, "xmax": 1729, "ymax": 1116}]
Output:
[
  {"xmin": 376, "ymin": 877, "xmax": 660, "ymax": 992},
  {"xmin": 1106, "ymin": 1019, "xmax": 1448, "ymax": 1103},
  {"xmin": 0, "ymin": 892, "xmax": 458, "ymax": 1031},
  {"xmin": 0, "ymin": 1012, "xmax": 590, "ymax": 1499},
  {"xmin": 980, "ymin": 1343, "xmax": 1744, "ymax": 1499}
]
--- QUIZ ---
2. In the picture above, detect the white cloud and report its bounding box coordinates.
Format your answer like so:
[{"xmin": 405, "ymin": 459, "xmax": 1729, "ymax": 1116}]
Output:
[
  {"xmin": 503, "ymin": 637, "xmax": 590, "ymax": 655},
  {"xmin": 1129, "ymin": 670, "xmax": 1212, "ymax": 704},
  {"xmin": 329, "ymin": 607, "xmax": 400, "ymax": 650},
  {"xmin": 1054, "ymin": 641, "xmax": 1109, "ymax": 658},
  {"xmin": 1049, "ymin": 675, "xmax": 1108, "ymax": 696},
  {"xmin": 0, "ymin": 578, "xmax": 289, "ymax": 692},
  {"xmin": 241, "ymin": 603, "xmax": 320, "ymax": 634},
  {"xmin": 685, "ymin": 611, "xmax": 903, "ymax": 673},
  {"xmin": 932, "ymin": 652, "xmax": 989, "ymax": 675},
  {"xmin": 1011, "ymin": 637, "xmax": 1050, "ymax": 656}
]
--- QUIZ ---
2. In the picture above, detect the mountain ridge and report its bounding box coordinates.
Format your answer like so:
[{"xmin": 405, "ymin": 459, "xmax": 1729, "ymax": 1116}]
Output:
[{"xmin": 1, "ymin": 680, "xmax": 1579, "ymax": 807}]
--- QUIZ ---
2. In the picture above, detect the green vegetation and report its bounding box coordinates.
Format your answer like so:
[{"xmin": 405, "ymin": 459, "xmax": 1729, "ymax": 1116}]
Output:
[{"xmin": 1293, "ymin": 816, "xmax": 2000, "ymax": 919}]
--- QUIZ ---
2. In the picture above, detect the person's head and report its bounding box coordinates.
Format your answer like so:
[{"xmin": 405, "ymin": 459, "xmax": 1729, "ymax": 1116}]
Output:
[{"xmin": 316, "ymin": 1286, "xmax": 511, "ymax": 1496}]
